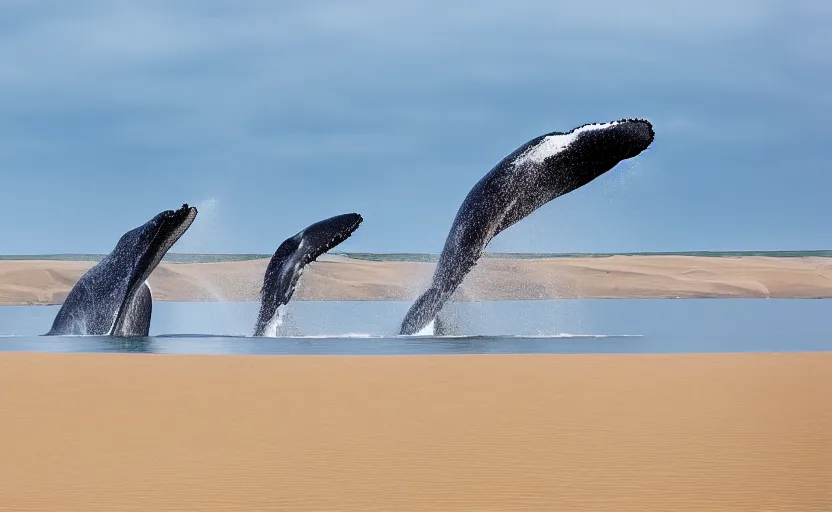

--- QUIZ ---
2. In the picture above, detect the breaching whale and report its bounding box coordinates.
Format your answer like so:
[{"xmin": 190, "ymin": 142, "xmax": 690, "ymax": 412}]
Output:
[
  {"xmin": 253, "ymin": 213, "xmax": 363, "ymax": 337},
  {"xmin": 399, "ymin": 119, "xmax": 655, "ymax": 335},
  {"xmin": 46, "ymin": 204, "xmax": 197, "ymax": 337}
]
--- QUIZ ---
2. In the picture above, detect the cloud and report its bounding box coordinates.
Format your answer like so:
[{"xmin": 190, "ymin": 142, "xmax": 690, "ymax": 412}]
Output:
[
  {"xmin": 0, "ymin": 1, "xmax": 794, "ymax": 103},
  {"xmin": 0, "ymin": 0, "xmax": 819, "ymax": 147},
  {"xmin": 0, "ymin": 0, "xmax": 830, "ymax": 253}
]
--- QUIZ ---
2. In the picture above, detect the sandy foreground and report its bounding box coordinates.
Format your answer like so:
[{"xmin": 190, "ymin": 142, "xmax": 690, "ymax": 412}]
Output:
[
  {"xmin": 0, "ymin": 352, "xmax": 829, "ymax": 511},
  {"xmin": 2, "ymin": 255, "xmax": 832, "ymax": 305}
]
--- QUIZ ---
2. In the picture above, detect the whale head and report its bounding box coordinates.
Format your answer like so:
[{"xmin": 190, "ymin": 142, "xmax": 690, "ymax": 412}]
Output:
[
  {"xmin": 109, "ymin": 204, "xmax": 198, "ymax": 335},
  {"xmin": 571, "ymin": 118, "xmax": 655, "ymax": 161},
  {"xmin": 295, "ymin": 213, "xmax": 364, "ymax": 257},
  {"xmin": 512, "ymin": 118, "xmax": 655, "ymax": 195}
]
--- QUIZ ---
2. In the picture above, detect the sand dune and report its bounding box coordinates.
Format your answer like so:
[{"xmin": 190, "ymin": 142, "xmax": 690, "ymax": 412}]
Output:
[
  {"xmin": 1, "ymin": 255, "xmax": 832, "ymax": 305},
  {"xmin": 0, "ymin": 352, "xmax": 828, "ymax": 511}
]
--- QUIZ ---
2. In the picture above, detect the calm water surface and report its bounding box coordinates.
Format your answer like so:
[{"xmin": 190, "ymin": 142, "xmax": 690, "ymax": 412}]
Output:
[{"xmin": 0, "ymin": 299, "xmax": 829, "ymax": 355}]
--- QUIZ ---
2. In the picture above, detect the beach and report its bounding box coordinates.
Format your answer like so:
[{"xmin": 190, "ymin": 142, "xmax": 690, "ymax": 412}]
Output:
[
  {"xmin": 0, "ymin": 351, "xmax": 828, "ymax": 511},
  {"xmin": 2, "ymin": 254, "xmax": 832, "ymax": 305}
]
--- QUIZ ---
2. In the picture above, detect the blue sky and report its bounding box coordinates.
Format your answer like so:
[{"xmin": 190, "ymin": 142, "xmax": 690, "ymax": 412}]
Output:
[{"xmin": 1, "ymin": 0, "xmax": 829, "ymax": 254}]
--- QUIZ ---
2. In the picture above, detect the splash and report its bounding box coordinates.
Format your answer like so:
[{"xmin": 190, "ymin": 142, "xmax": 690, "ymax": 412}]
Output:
[
  {"xmin": 413, "ymin": 319, "xmax": 435, "ymax": 336},
  {"xmin": 601, "ymin": 159, "xmax": 645, "ymax": 202},
  {"xmin": 260, "ymin": 305, "xmax": 287, "ymax": 338},
  {"xmin": 174, "ymin": 196, "xmax": 221, "ymax": 253},
  {"xmin": 167, "ymin": 196, "xmax": 243, "ymax": 333}
]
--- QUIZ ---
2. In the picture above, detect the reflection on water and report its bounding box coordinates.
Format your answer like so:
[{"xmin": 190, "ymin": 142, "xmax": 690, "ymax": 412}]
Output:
[{"xmin": 0, "ymin": 299, "xmax": 830, "ymax": 355}]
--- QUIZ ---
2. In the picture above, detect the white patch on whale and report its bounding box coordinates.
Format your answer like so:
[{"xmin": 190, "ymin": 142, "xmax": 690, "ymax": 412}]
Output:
[{"xmin": 512, "ymin": 121, "xmax": 622, "ymax": 167}]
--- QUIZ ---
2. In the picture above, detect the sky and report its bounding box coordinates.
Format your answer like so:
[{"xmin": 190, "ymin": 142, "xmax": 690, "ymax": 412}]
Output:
[{"xmin": 0, "ymin": 0, "xmax": 830, "ymax": 255}]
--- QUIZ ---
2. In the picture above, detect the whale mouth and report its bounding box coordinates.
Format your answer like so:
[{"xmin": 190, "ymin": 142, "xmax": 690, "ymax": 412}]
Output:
[{"xmin": 111, "ymin": 204, "xmax": 197, "ymax": 336}]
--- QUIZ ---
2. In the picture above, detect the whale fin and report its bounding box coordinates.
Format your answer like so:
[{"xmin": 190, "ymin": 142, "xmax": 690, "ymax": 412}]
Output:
[{"xmin": 253, "ymin": 213, "xmax": 363, "ymax": 337}]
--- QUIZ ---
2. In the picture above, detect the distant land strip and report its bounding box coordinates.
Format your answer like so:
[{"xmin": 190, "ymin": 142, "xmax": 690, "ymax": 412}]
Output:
[
  {"xmin": 2, "ymin": 254, "xmax": 832, "ymax": 305},
  {"xmin": 2, "ymin": 250, "xmax": 832, "ymax": 263}
]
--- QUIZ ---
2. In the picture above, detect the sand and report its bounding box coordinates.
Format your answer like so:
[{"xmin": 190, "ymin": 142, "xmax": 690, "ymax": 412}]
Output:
[
  {"xmin": 2, "ymin": 255, "xmax": 832, "ymax": 305},
  {"xmin": 0, "ymin": 352, "xmax": 828, "ymax": 511}
]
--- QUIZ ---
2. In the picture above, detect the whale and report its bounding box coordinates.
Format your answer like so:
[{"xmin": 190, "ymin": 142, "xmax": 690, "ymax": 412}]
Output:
[
  {"xmin": 253, "ymin": 213, "xmax": 363, "ymax": 337},
  {"xmin": 399, "ymin": 119, "xmax": 655, "ymax": 335},
  {"xmin": 46, "ymin": 204, "xmax": 197, "ymax": 337}
]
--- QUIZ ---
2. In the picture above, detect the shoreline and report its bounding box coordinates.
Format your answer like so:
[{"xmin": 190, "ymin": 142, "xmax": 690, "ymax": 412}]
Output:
[{"xmin": 2, "ymin": 254, "xmax": 832, "ymax": 305}]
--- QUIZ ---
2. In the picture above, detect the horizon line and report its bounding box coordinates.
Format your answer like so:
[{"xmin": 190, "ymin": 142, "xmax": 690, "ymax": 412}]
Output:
[{"xmin": 2, "ymin": 249, "xmax": 832, "ymax": 258}]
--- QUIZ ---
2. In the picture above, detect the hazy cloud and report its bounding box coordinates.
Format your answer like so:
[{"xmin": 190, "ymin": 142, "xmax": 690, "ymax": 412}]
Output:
[{"xmin": 0, "ymin": 0, "xmax": 829, "ymax": 253}]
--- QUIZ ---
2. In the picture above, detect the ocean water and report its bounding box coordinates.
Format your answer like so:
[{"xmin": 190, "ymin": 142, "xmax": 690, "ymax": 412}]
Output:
[{"xmin": 0, "ymin": 299, "xmax": 830, "ymax": 355}]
